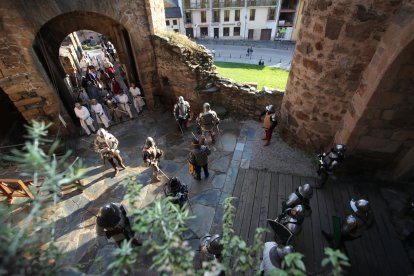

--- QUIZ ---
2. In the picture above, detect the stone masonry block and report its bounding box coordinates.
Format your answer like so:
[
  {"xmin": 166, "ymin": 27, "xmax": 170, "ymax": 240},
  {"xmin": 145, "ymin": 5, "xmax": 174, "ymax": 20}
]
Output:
[
  {"xmin": 357, "ymin": 136, "xmax": 401, "ymax": 154},
  {"xmin": 14, "ymin": 97, "xmax": 43, "ymax": 107}
]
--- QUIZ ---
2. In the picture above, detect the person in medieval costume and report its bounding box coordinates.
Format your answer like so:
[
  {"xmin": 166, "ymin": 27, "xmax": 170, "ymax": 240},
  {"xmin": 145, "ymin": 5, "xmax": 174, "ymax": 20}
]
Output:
[
  {"xmin": 86, "ymin": 81, "xmax": 102, "ymax": 103},
  {"xmin": 199, "ymin": 234, "xmax": 223, "ymax": 261},
  {"xmin": 197, "ymin": 102, "xmax": 220, "ymax": 144},
  {"xmin": 94, "ymin": 128, "xmax": 126, "ymax": 177},
  {"xmin": 104, "ymin": 59, "xmax": 116, "ymax": 79},
  {"xmin": 74, "ymin": 102, "xmax": 95, "ymax": 136},
  {"xmin": 111, "ymin": 78, "xmax": 122, "ymax": 96},
  {"xmin": 142, "ymin": 137, "xmax": 163, "ymax": 182},
  {"xmin": 322, "ymin": 198, "xmax": 374, "ymax": 249},
  {"xmin": 163, "ymin": 177, "xmax": 189, "ymax": 208},
  {"xmin": 129, "ymin": 83, "xmax": 145, "ymax": 114},
  {"xmin": 189, "ymin": 137, "xmax": 211, "ymax": 180},
  {"xmin": 99, "ymin": 69, "xmax": 112, "ymax": 91},
  {"xmin": 115, "ymin": 90, "xmax": 133, "ymax": 119},
  {"xmin": 96, "ymin": 202, "xmax": 141, "ymax": 248},
  {"xmin": 90, "ymin": 99, "xmax": 110, "ymax": 129},
  {"xmin": 285, "ymin": 183, "xmax": 313, "ymax": 217},
  {"xmin": 259, "ymin": 104, "xmax": 278, "ymax": 146},
  {"xmin": 104, "ymin": 94, "xmax": 122, "ymax": 123},
  {"xmin": 260, "ymin": 242, "xmax": 294, "ymax": 275},
  {"xmin": 173, "ymin": 96, "xmax": 191, "ymax": 131},
  {"xmin": 268, "ymin": 204, "xmax": 306, "ymax": 244}
]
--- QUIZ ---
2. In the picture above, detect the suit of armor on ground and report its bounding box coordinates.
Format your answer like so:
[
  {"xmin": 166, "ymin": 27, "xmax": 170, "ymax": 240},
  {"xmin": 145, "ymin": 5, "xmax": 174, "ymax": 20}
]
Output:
[
  {"xmin": 142, "ymin": 137, "xmax": 163, "ymax": 181},
  {"xmin": 197, "ymin": 103, "xmax": 220, "ymax": 144},
  {"xmin": 322, "ymin": 198, "xmax": 375, "ymax": 248}
]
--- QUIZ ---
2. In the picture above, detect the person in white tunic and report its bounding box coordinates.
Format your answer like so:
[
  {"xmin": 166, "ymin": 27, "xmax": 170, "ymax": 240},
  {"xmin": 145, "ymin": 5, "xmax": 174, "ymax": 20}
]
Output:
[
  {"xmin": 129, "ymin": 83, "xmax": 145, "ymax": 114},
  {"xmin": 90, "ymin": 99, "xmax": 110, "ymax": 128},
  {"xmin": 74, "ymin": 103, "xmax": 96, "ymax": 136},
  {"xmin": 115, "ymin": 91, "xmax": 133, "ymax": 119}
]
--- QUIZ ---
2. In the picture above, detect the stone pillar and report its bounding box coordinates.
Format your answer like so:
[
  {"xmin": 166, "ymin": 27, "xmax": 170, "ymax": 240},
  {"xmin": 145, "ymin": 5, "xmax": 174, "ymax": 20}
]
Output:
[{"xmin": 280, "ymin": 0, "xmax": 400, "ymax": 149}]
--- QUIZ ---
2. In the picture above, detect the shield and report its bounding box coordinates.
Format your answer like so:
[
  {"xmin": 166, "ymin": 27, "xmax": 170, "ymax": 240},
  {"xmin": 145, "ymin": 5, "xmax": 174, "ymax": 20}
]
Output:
[{"xmin": 268, "ymin": 219, "xmax": 294, "ymax": 245}]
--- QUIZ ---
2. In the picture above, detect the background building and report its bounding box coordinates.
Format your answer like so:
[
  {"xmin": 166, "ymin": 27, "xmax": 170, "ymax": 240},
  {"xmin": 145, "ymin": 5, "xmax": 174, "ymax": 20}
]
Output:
[
  {"xmin": 164, "ymin": 0, "xmax": 186, "ymax": 34},
  {"xmin": 175, "ymin": 0, "xmax": 302, "ymax": 41}
]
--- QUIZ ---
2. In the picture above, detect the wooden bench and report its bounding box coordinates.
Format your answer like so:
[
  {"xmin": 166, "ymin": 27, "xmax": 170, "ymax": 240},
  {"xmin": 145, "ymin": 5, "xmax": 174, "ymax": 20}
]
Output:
[{"xmin": 0, "ymin": 179, "xmax": 35, "ymax": 203}]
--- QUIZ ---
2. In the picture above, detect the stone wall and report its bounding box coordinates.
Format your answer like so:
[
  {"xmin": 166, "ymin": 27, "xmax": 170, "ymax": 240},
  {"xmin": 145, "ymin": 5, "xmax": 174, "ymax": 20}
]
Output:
[
  {"xmin": 152, "ymin": 32, "xmax": 284, "ymax": 118},
  {"xmin": 280, "ymin": 0, "xmax": 404, "ymax": 150},
  {"xmin": 333, "ymin": 1, "xmax": 414, "ymax": 180}
]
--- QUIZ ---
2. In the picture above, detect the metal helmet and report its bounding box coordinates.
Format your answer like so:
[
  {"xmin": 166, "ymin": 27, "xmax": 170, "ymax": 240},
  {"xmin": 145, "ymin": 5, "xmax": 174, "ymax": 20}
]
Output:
[
  {"xmin": 97, "ymin": 128, "xmax": 106, "ymax": 137},
  {"xmin": 298, "ymin": 183, "xmax": 313, "ymax": 199},
  {"xmin": 145, "ymin": 137, "xmax": 155, "ymax": 147},
  {"xmin": 178, "ymin": 96, "xmax": 184, "ymax": 104},
  {"xmin": 206, "ymin": 234, "xmax": 223, "ymax": 256},
  {"xmin": 333, "ymin": 144, "xmax": 346, "ymax": 154},
  {"xmin": 266, "ymin": 104, "xmax": 275, "ymax": 112},
  {"xmin": 97, "ymin": 203, "xmax": 121, "ymax": 228},
  {"xmin": 269, "ymin": 244, "xmax": 294, "ymax": 266},
  {"xmin": 350, "ymin": 199, "xmax": 370, "ymax": 212},
  {"xmin": 203, "ymin": 102, "xmax": 211, "ymax": 112},
  {"xmin": 168, "ymin": 177, "xmax": 181, "ymax": 190}
]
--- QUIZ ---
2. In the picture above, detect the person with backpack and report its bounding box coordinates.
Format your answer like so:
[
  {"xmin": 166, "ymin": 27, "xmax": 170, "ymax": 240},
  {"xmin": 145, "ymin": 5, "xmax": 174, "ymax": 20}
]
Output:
[{"xmin": 189, "ymin": 137, "xmax": 211, "ymax": 180}]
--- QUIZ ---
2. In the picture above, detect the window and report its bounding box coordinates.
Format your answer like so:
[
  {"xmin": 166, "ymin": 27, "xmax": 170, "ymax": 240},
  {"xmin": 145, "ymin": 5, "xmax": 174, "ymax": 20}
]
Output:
[
  {"xmin": 201, "ymin": 11, "xmax": 207, "ymax": 23},
  {"xmin": 224, "ymin": 10, "xmax": 230, "ymax": 22},
  {"xmin": 201, "ymin": 0, "xmax": 208, "ymax": 8},
  {"xmin": 233, "ymin": 27, "xmax": 240, "ymax": 36},
  {"xmin": 249, "ymin": 9, "xmax": 256, "ymax": 21},
  {"xmin": 223, "ymin": 27, "xmax": 230, "ymax": 36},
  {"xmin": 174, "ymin": 29, "xmax": 179, "ymax": 33},
  {"xmin": 213, "ymin": 10, "xmax": 220, "ymax": 22},
  {"xmin": 268, "ymin": 8, "xmax": 276, "ymax": 20},
  {"xmin": 185, "ymin": 12, "xmax": 192, "ymax": 23},
  {"xmin": 234, "ymin": 10, "xmax": 240, "ymax": 21},
  {"xmin": 173, "ymin": 19, "xmax": 178, "ymax": 25},
  {"xmin": 166, "ymin": 20, "xmax": 170, "ymax": 26},
  {"xmin": 213, "ymin": 0, "xmax": 219, "ymax": 7}
]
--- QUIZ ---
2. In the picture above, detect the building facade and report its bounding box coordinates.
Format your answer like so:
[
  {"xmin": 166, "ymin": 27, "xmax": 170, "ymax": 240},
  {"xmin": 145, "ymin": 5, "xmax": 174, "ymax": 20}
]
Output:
[
  {"xmin": 164, "ymin": 0, "xmax": 186, "ymax": 34},
  {"xmin": 177, "ymin": 0, "xmax": 302, "ymax": 41}
]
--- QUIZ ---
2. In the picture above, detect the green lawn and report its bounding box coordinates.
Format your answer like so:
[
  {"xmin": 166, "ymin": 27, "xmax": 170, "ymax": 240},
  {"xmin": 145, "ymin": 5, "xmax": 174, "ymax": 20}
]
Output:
[{"xmin": 214, "ymin": 61, "xmax": 289, "ymax": 91}]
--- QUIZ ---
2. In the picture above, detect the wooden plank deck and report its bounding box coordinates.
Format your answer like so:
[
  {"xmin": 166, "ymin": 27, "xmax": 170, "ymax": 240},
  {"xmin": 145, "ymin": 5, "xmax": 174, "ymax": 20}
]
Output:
[{"xmin": 231, "ymin": 168, "xmax": 413, "ymax": 275}]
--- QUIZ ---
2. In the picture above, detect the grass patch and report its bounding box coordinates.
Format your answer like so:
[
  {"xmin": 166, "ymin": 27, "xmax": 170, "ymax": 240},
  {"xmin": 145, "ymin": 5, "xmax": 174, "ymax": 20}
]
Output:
[{"xmin": 214, "ymin": 61, "xmax": 289, "ymax": 91}]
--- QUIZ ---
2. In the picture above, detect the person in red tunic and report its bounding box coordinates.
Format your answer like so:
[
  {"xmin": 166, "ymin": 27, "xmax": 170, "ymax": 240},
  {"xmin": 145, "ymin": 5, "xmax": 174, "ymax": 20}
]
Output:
[{"xmin": 111, "ymin": 78, "xmax": 121, "ymax": 96}]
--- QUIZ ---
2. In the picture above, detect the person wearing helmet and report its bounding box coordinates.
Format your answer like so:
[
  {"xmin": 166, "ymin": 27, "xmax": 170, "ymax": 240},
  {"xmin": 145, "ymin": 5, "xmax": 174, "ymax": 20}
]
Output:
[
  {"xmin": 96, "ymin": 202, "xmax": 141, "ymax": 247},
  {"xmin": 174, "ymin": 96, "xmax": 191, "ymax": 132},
  {"xmin": 189, "ymin": 137, "xmax": 211, "ymax": 180},
  {"xmin": 316, "ymin": 144, "xmax": 347, "ymax": 188},
  {"xmin": 268, "ymin": 204, "xmax": 306, "ymax": 243},
  {"xmin": 260, "ymin": 242, "xmax": 294, "ymax": 274},
  {"xmin": 197, "ymin": 102, "xmax": 220, "ymax": 144},
  {"xmin": 322, "ymin": 198, "xmax": 374, "ymax": 248},
  {"xmin": 94, "ymin": 128, "xmax": 126, "ymax": 177},
  {"xmin": 164, "ymin": 177, "xmax": 189, "ymax": 207},
  {"xmin": 142, "ymin": 137, "xmax": 163, "ymax": 182},
  {"xmin": 285, "ymin": 183, "xmax": 313, "ymax": 216},
  {"xmin": 199, "ymin": 233, "xmax": 223, "ymax": 260},
  {"xmin": 259, "ymin": 104, "xmax": 278, "ymax": 146}
]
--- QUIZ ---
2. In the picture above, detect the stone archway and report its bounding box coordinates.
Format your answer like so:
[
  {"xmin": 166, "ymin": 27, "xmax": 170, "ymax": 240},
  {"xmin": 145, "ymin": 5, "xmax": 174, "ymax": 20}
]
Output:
[
  {"xmin": 0, "ymin": 0, "xmax": 166, "ymax": 135},
  {"xmin": 33, "ymin": 11, "xmax": 143, "ymax": 125}
]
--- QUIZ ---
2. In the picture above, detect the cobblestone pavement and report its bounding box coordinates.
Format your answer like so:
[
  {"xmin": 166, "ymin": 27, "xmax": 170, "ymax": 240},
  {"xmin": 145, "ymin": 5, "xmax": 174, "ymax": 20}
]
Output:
[{"xmin": 2, "ymin": 109, "xmax": 315, "ymax": 273}]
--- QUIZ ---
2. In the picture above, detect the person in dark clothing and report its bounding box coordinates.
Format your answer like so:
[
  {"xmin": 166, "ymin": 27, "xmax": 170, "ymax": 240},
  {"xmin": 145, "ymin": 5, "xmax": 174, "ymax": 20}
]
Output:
[
  {"xmin": 163, "ymin": 177, "xmax": 189, "ymax": 208},
  {"xmin": 189, "ymin": 137, "xmax": 211, "ymax": 180}
]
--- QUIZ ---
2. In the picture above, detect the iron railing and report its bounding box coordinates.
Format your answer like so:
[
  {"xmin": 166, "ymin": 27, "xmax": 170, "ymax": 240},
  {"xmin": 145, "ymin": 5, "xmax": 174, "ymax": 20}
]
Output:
[
  {"xmin": 212, "ymin": 0, "xmax": 244, "ymax": 8},
  {"xmin": 184, "ymin": 0, "xmax": 209, "ymax": 9},
  {"xmin": 247, "ymin": 0, "xmax": 277, "ymax": 6}
]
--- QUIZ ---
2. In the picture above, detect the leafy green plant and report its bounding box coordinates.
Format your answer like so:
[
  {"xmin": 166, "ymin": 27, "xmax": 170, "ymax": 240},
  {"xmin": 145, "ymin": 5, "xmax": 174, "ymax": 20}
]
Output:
[
  {"xmin": 0, "ymin": 121, "xmax": 85, "ymax": 275},
  {"xmin": 321, "ymin": 247, "xmax": 350, "ymax": 276}
]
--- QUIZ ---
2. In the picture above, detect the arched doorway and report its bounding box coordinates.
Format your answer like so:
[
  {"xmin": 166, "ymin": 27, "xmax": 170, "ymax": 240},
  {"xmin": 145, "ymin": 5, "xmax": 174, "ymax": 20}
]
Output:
[{"xmin": 32, "ymin": 11, "xmax": 142, "ymax": 126}]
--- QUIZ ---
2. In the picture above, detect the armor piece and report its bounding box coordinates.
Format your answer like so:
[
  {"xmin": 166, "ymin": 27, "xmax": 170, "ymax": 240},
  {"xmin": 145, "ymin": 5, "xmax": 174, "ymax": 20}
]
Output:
[
  {"xmin": 342, "ymin": 198, "xmax": 374, "ymax": 239},
  {"xmin": 178, "ymin": 96, "xmax": 184, "ymax": 104},
  {"xmin": 260, "ymin": 242, "xmax": 294, "ymax": 273},
  {"xmin": 97, "ymin": 203, "xmax": 121, "ymax": 228},
  {"xmin": 199, "ymin": 234, "xmax": 223, "ymax": 257},
  {"xmin": 265, "ymin": 104, "xmax": 275, "ymax": 112},
  {"xmin": 273, "ymin": 205, "xmax": 306, "ymax": 239},
  {"xmin": 298, "ymin": 183, "xmax": 313, "ymax": 199},
  {"xmin": 164, "ymin": 177, "xmax": 188, "ymax": 206},
  {"xmin": 203, "ymin": 102, "xmax": 211, "ymax": 112},
  {"xmin": 285, "ymin": 184, "xmax": 313, "ymax": 216},
  {"xmin": 145, "ymin": 137, "xmax": 155, "ymax": 148}
]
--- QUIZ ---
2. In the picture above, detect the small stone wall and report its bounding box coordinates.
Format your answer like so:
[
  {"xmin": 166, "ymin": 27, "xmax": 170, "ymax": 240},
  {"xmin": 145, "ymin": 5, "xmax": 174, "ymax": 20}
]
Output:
[{"xmin": 152, "ymin": 32, "xmax": 284, "ymax": 118}]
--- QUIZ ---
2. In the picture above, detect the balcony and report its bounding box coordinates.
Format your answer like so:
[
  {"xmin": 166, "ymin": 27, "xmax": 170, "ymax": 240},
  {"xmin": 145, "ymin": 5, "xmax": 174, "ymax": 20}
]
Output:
[
  {"xmin": 247, "ymin": 0, "xmax": 277, "ymax": 6},
  {"xmin": 184, "ymin": 1, "xmax": 209, "ymax": 9},
  {"xmin": 212, "ymin": 0, "xmax": 244, "ymax": 8}
]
